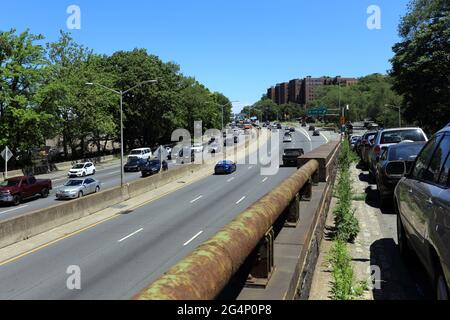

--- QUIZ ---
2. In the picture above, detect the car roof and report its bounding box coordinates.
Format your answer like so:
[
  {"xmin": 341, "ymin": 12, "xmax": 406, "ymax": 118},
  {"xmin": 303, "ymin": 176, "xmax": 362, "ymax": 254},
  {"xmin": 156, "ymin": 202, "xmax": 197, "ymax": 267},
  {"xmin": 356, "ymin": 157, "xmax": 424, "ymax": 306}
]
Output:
[
  {"xmin": 387, "ymin": 141, "xmax": 426, "ymax": 150},
  {"xmin": 379, "ymin": 127, "xmax": 423, "ymax": 133},
  {"xmin": 437, "ymin": 125, "xmax": 450, "ymax": 135},
  {"xmin": 131, "ymin": 148, "xmax": 150, "ymax": 151}
]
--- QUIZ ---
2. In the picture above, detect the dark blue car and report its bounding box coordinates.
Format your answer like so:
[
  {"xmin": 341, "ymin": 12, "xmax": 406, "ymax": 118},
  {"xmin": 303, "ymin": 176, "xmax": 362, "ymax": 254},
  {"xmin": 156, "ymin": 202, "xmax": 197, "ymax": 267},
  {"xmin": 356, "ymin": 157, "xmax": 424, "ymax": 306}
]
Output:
[{"xmin": 214, "ymin": 160, "xmax": 237, "ymax": 175}]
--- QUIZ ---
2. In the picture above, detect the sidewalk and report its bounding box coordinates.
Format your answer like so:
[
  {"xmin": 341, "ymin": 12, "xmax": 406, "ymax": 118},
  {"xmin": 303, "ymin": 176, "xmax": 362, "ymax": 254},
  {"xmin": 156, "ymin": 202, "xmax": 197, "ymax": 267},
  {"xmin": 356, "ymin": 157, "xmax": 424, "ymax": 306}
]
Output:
[{"xmin": 309, "ymin": 163, "xmax": 431, "ymax": 300}]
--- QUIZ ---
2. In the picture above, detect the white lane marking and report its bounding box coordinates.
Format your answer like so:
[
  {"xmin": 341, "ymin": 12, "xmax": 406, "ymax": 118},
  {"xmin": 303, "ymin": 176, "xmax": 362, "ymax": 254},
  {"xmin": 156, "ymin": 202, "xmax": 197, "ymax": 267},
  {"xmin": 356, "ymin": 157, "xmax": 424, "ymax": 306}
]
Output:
[
  {"xmin": 118, "ymin": 228, "xmax": 143, "ymax": 243},
  {"xmin": 183, "ymin": 231, "xmax": 204, "ymax": 246},
  {"xmin": 236, "ymin": 196, "xmax": 246, "ymax": 205},
  {"xmin": 248, "ymin": 166, "xmax": 253, "ymax": 170},
  {"xmin": 262, "ymin": 177, "xmax": 268, "ymax": 183},
  {"xmin": 190, "ymin": 195, "xmax": 203, "ymax": 204},
  {"xmin": 105, "ymin": 171, "xmax": 121, "ymax": 176},
  {"xmin": 227, "ymin": 177, "xmax": 235, "ymax": 182},
  {"xmin": 0, "ymin": 205, "xmax": 29, "ymax": 215},
  {"xmin": 320, "ymin": 132, "xmax": 329, "ymax": 143},
  {"xmin": 297, "ymin": 128, "xmax": 312, "ymax": 142}
]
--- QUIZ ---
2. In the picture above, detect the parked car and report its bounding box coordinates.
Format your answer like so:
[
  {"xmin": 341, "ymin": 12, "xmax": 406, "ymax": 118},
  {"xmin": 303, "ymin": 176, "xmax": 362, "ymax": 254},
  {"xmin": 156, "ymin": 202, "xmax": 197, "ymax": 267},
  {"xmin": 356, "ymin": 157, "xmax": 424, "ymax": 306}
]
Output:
[
  {"xmin": 350, "ymin": 135, "xmax": 362, "ymax": 150},
  {"xmin": 313, "ymin": 129, "xmax": 320, "ymax": 137},
  {"xmin": 375, "ymin": 142, "xmax": 426, "ymax": 206},
  {"xmin": 282, "ymin": 148, "xmax": 305, "ymax": 167},
  {"xmin": 56, "ymin": 178, "xmax": 100, "ymax": 200},
  {"xmin": 395, "ymin": 126, "xmax": 450, "ymax": 300},
  {"xmin": 128, "ymin": 148, "xmax": 152, "ymax": 160},
  {"xmin": 290, "ymin": 127, "xmax": 295, "ymax": 133},
  {"xmin": 124, "ymin": 158, "xmax": 148, "ymax": 172},
  {"xmin": 214, "ymin": 160, "xmax": 237, "ymax": 175},
  {"xmin": 359, "ymin": 131, "xmax": 378, "ymax": 165},
  {"xmin": 141, "ymin": 160, "xmax": 162, "ymax": 177},
  {"xmin": 368, "ymin": 128, "xmax": 428, "ymax": 177},
  {"xmin": 0, "ymin": 176, "xmax": 52, "ymax": 206},
  {"xmin": 68, "ymin": 162, "xmax": 96, "ymax": 178}
]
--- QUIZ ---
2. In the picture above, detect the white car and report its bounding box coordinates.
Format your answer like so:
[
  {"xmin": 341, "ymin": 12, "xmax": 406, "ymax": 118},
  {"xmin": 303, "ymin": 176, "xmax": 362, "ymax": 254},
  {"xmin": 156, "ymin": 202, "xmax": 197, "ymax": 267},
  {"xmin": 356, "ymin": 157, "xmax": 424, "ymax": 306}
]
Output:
[
  {"xmin": 283, "ymin": 135, "xmax": 293, "ymax": 143},
  {"xmin": 191, "ymin": 143, "xmax": 204, "ymax": 153},
  {"xmin": 68, "ymin": 162, "xmax": 96, "ymax": 177},
  {"xmin": 128, "ymin": 148, "xmax": 152, "ymax": 160}
]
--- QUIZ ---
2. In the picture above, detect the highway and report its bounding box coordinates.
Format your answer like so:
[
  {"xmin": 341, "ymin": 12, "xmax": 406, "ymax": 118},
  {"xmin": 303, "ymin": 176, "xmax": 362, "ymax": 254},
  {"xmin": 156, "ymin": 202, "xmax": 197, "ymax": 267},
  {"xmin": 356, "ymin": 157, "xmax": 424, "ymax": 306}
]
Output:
[
  {"xmin": 0, "ymin": 133, "xmax": 249, "ymax": 221},
  {"xmin": 0, "ymin": 127, "xmax": 337, "ymax": 299}
]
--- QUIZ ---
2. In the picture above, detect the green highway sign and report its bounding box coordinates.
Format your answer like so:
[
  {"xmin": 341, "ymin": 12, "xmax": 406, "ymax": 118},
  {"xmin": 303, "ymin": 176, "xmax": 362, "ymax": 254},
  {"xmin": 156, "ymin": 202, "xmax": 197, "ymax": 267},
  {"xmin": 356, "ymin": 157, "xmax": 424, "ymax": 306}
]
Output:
[{"xmin": 307, "ymin": 106, "xmax": 328, "ymax": 116}]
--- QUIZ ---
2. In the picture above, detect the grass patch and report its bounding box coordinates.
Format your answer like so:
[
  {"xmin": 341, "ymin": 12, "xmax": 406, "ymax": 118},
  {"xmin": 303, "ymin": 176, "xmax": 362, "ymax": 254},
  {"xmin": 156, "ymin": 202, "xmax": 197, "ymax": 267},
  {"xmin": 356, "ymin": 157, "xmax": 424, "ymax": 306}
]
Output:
[{"xmin": 328, "ymin": 240, "xmax": 368, "ymax": 300}]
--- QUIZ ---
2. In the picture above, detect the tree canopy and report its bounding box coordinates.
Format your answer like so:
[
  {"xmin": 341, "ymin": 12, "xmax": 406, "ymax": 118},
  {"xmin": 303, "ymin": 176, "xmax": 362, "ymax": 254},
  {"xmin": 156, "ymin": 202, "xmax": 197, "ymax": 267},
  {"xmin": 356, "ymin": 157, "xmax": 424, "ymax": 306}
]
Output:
[{"xmin": 0, "ymin": 29, "xmax": 231, "ymax": 167}]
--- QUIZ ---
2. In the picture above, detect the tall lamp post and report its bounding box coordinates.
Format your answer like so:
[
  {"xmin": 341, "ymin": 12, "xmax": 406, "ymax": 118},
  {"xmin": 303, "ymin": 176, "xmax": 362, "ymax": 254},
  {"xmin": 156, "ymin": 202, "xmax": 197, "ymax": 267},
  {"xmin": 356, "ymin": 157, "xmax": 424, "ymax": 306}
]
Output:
[
  {"xmin": 86, "ymin": 80, "xmax": 158, "ymax": 187},
  {"xmin": 385, "ymin": 104, "xmax": 402, "ymax": 128},
  {"xmin": 205, "ymin": 101, "xmax": 239, "ymax": 130}
]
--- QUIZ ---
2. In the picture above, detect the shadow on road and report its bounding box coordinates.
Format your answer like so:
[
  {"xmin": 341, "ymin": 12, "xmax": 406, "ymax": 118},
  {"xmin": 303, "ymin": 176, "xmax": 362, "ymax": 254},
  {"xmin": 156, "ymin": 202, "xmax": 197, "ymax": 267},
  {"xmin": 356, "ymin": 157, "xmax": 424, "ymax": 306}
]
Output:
[{"xmin": 370, "ymin": 238, "xmax": 433, "ymax": 300}]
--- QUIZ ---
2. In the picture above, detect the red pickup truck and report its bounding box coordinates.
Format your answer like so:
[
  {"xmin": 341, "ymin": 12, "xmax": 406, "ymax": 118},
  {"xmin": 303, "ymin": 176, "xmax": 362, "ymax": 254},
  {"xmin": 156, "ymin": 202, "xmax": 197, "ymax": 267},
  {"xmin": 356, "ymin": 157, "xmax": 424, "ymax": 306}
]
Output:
[{"xmin": 0, "ymin": 176, "xmax": 52, "ymax": 206}]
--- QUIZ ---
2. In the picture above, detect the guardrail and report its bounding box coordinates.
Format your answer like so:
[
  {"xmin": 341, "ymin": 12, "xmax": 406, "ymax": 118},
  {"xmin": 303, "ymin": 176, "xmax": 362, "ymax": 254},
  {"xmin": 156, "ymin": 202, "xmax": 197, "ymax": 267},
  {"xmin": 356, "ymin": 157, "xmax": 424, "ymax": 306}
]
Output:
[
  {"xmin": 135, "ymin": 161, "xmax": 319, "ymax": 300},
  {"xmin": 134, "ymin": 141, "xmax": 340, "ymax": 300}
]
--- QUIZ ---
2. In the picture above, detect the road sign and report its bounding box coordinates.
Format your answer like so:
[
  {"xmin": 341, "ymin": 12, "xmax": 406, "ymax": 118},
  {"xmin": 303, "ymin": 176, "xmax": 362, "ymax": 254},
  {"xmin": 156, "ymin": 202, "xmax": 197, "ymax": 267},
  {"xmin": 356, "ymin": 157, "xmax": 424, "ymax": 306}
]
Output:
[
  {"xmin": 1, "ymin": 146, "xmax": 14, "ymax": 179},
  {"xmin": 307, "ymin": 106, "xmax": 328, "ymax": 116},
  {"xmin": 1, "ymin": 146, "xmax": 13, "ymax": 162}
]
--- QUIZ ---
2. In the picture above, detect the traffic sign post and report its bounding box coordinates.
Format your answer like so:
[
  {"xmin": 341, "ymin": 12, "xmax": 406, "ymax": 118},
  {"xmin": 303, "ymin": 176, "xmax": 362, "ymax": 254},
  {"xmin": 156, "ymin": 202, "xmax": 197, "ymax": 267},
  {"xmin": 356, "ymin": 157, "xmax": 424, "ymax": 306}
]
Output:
[{"xmin": 1, "ymin": 146, "xmax": 14, "ymax": 179}]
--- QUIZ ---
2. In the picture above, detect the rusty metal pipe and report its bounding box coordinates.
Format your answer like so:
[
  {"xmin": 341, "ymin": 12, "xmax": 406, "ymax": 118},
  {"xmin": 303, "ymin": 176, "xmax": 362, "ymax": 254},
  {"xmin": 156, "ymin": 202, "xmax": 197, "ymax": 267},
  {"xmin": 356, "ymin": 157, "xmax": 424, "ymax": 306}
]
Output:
[{"xmin": 134, "ymin": 159, "xmax": 319, "ymax": 300}]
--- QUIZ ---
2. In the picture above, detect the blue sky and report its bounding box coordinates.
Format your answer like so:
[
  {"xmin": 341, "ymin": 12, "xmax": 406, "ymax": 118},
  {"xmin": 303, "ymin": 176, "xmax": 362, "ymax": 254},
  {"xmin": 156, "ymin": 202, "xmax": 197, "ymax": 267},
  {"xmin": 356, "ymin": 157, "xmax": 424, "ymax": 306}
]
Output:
[{"xmin": 0, "ymin": 0, "xmax": 409, "ymax": 113}]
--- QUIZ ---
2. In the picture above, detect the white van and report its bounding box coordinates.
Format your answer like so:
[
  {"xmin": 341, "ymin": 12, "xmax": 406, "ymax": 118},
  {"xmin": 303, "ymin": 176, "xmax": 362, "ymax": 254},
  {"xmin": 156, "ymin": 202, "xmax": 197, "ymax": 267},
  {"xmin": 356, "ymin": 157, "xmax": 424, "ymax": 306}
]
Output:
[{"xmin": 128, "ymin": 148, "xmax": 152, "ymax": 160}]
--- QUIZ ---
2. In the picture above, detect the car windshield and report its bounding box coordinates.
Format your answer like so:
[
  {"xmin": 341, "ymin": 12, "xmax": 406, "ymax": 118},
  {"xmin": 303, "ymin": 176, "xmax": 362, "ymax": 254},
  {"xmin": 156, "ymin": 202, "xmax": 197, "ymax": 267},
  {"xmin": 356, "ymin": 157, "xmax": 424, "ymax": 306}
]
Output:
[
  {"xmin": 130, "ymin": 150, "xmax": 143, "ymax": 155},
  {"xmin": 0, "ymin": 180, "xmax": 19, "ymax": 187},
  {"xmin": 381, "ymin": 130, "xmax": 426, "ymax": 144},
  {"xmin": 64, "ymin": 180, "xmax": 83, "ymax": 187},
  {"xmin": 218, "ymin": 161, "xmax": 232, "ymax": 165},
  {"xmin": 389, "ymin": 144, "xmax": 425, "ymax": 161},
  {"xmin": 127, "ymin": 159, "xmax": 141, "ymax": 165},
  {"xmin": 73, "ymin": 164, "xmax": 84, "ymax": 169},
  {"xmin": 148, "ymin": 160, "xmax": 160, "ymax": 166}
]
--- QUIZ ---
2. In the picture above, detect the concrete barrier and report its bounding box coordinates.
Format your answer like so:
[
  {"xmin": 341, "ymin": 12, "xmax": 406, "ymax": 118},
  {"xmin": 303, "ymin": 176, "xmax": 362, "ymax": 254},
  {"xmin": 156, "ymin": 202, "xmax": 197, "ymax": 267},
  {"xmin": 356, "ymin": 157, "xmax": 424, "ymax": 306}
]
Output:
[
  {"xmin": 298, "ymin": 140, "xmax": 341, "ymax": 183},
  {"xmin": 0, "ymin": 134, "xmax": 261, "ymax": 249},
  {"xmin": 0, "ymin": 184, "xmax": 130, "ymax": 249},
  {"xmin": 1, "ymin": 170, "xmax": 24, "ymax": 181}
]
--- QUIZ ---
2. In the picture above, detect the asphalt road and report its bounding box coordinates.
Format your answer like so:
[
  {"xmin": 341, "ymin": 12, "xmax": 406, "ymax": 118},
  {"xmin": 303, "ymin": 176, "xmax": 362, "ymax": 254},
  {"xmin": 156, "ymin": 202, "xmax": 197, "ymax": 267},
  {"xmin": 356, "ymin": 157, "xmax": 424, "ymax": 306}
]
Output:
[
  {"xmin": 0, "ymin": 127, "xmax": 336, "ymax": 299},
  {"xmin": 0, "ymin": 133, "xmax": 250, "ymax": 221}
]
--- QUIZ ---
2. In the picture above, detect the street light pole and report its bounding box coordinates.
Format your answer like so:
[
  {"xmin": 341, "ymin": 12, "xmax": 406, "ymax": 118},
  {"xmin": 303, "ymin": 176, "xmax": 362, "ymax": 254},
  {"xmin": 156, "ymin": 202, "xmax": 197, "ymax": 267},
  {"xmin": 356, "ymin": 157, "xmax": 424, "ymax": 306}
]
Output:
[
  {"xmin": 385, "ymin": 104, "xmax": 402, "ymax": 128},
  {"xmin": 86, "ymin": 80, "xmax": 157, "ymax": 187}
]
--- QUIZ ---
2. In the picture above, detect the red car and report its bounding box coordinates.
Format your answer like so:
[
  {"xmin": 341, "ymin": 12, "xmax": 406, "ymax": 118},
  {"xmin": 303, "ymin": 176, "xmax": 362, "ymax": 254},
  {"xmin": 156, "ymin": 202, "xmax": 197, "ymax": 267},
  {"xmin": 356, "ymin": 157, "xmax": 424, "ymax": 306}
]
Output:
[{"xmin": 0, "ymin": 176, "xmax": 52, "ymax": 206}]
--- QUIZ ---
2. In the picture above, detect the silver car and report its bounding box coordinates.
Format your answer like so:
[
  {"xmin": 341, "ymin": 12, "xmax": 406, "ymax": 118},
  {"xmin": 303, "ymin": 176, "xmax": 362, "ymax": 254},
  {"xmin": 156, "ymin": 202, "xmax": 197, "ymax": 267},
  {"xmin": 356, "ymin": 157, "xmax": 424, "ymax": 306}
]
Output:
[
  {"xmin": 395, "ymin": 125, "xmax": 450, "ymax": 299},
  {"xmin": 56, "ymin": 178, "xmax": 101, "ymax": 200}
]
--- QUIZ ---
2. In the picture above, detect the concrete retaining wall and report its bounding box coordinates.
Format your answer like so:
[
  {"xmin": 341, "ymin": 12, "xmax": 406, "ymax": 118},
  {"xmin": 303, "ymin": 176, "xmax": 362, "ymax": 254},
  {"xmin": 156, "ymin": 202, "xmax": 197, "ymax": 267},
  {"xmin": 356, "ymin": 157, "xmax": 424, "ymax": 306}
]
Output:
[{"xmin": 0, "ymin": 163, "xmax": 200, "ymax": 249}]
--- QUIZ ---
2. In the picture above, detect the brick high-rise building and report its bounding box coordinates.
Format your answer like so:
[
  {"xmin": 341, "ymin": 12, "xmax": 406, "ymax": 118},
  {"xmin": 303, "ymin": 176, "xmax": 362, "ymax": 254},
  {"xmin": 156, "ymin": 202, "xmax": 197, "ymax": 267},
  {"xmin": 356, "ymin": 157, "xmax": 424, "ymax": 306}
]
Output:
[
  {"xmin": 267, "ymin": 86, "xmax": 275, "ymax": 101},
  {"xmin": 288, "ymin": 79, "xmax": 302, "ymax": 105},
  {"xmin": 266, "ymin": 76, "xmax": 358, "ymax": 108},
  {"xmin": 278, "ymin": 82, "xmax": 289, "ymax": 105}
]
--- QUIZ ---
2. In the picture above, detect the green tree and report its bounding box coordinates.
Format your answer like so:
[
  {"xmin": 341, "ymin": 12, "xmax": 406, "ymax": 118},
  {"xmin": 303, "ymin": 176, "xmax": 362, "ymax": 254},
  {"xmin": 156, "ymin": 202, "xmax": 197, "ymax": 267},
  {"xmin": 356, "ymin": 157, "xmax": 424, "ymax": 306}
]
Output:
[
  {"xmin": 37, "ymin": 31, "xmax": 117, "ymax": 159},
  {"xmin": 390, "ymin": 0, "xmax": 450, "ymax": 133},
  {"xmin": 0, "ymin": 29, "xmax": 55, "ymax": 166}
]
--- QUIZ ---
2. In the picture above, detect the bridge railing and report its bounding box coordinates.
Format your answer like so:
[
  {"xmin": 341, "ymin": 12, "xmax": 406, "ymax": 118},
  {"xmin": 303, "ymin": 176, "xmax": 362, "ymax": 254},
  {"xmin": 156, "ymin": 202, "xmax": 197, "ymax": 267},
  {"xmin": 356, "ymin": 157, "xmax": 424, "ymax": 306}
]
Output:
[{"xmin": 134, "ymin": 140, "xmax": 341, "ymax": 300}]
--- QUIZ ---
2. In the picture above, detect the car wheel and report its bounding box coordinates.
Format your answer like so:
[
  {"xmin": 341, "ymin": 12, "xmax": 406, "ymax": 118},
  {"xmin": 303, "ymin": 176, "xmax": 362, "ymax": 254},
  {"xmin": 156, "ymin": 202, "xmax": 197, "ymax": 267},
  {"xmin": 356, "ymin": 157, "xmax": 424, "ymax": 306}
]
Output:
[
  {"xmin": 41, "ymin": 188, "xmax": 49, "ymax": 198},
  {"xmin": 435, "ymin": 265, "xmax": 449, "ymax": 300},
  {"xmin": 95, "ymin": 186, "xmax": 100, "ymax": 193},
  {"xmin": 93, "ymin": 169, "xmax": 96, "ymax": 175},
  {"xmin": 13, "ymin": 195, "xmax": 21, "ymax": 206},
  {"xmin": 397, "ymin": 214, "xmax": 412, "ymax": 260},
  {"xmin": 78, "ymin": 191, "xmax": 83, "ymax": 198},
  {"xmin": 82, "ymin": 172, "xmax": 86, "ymax": 177}
]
